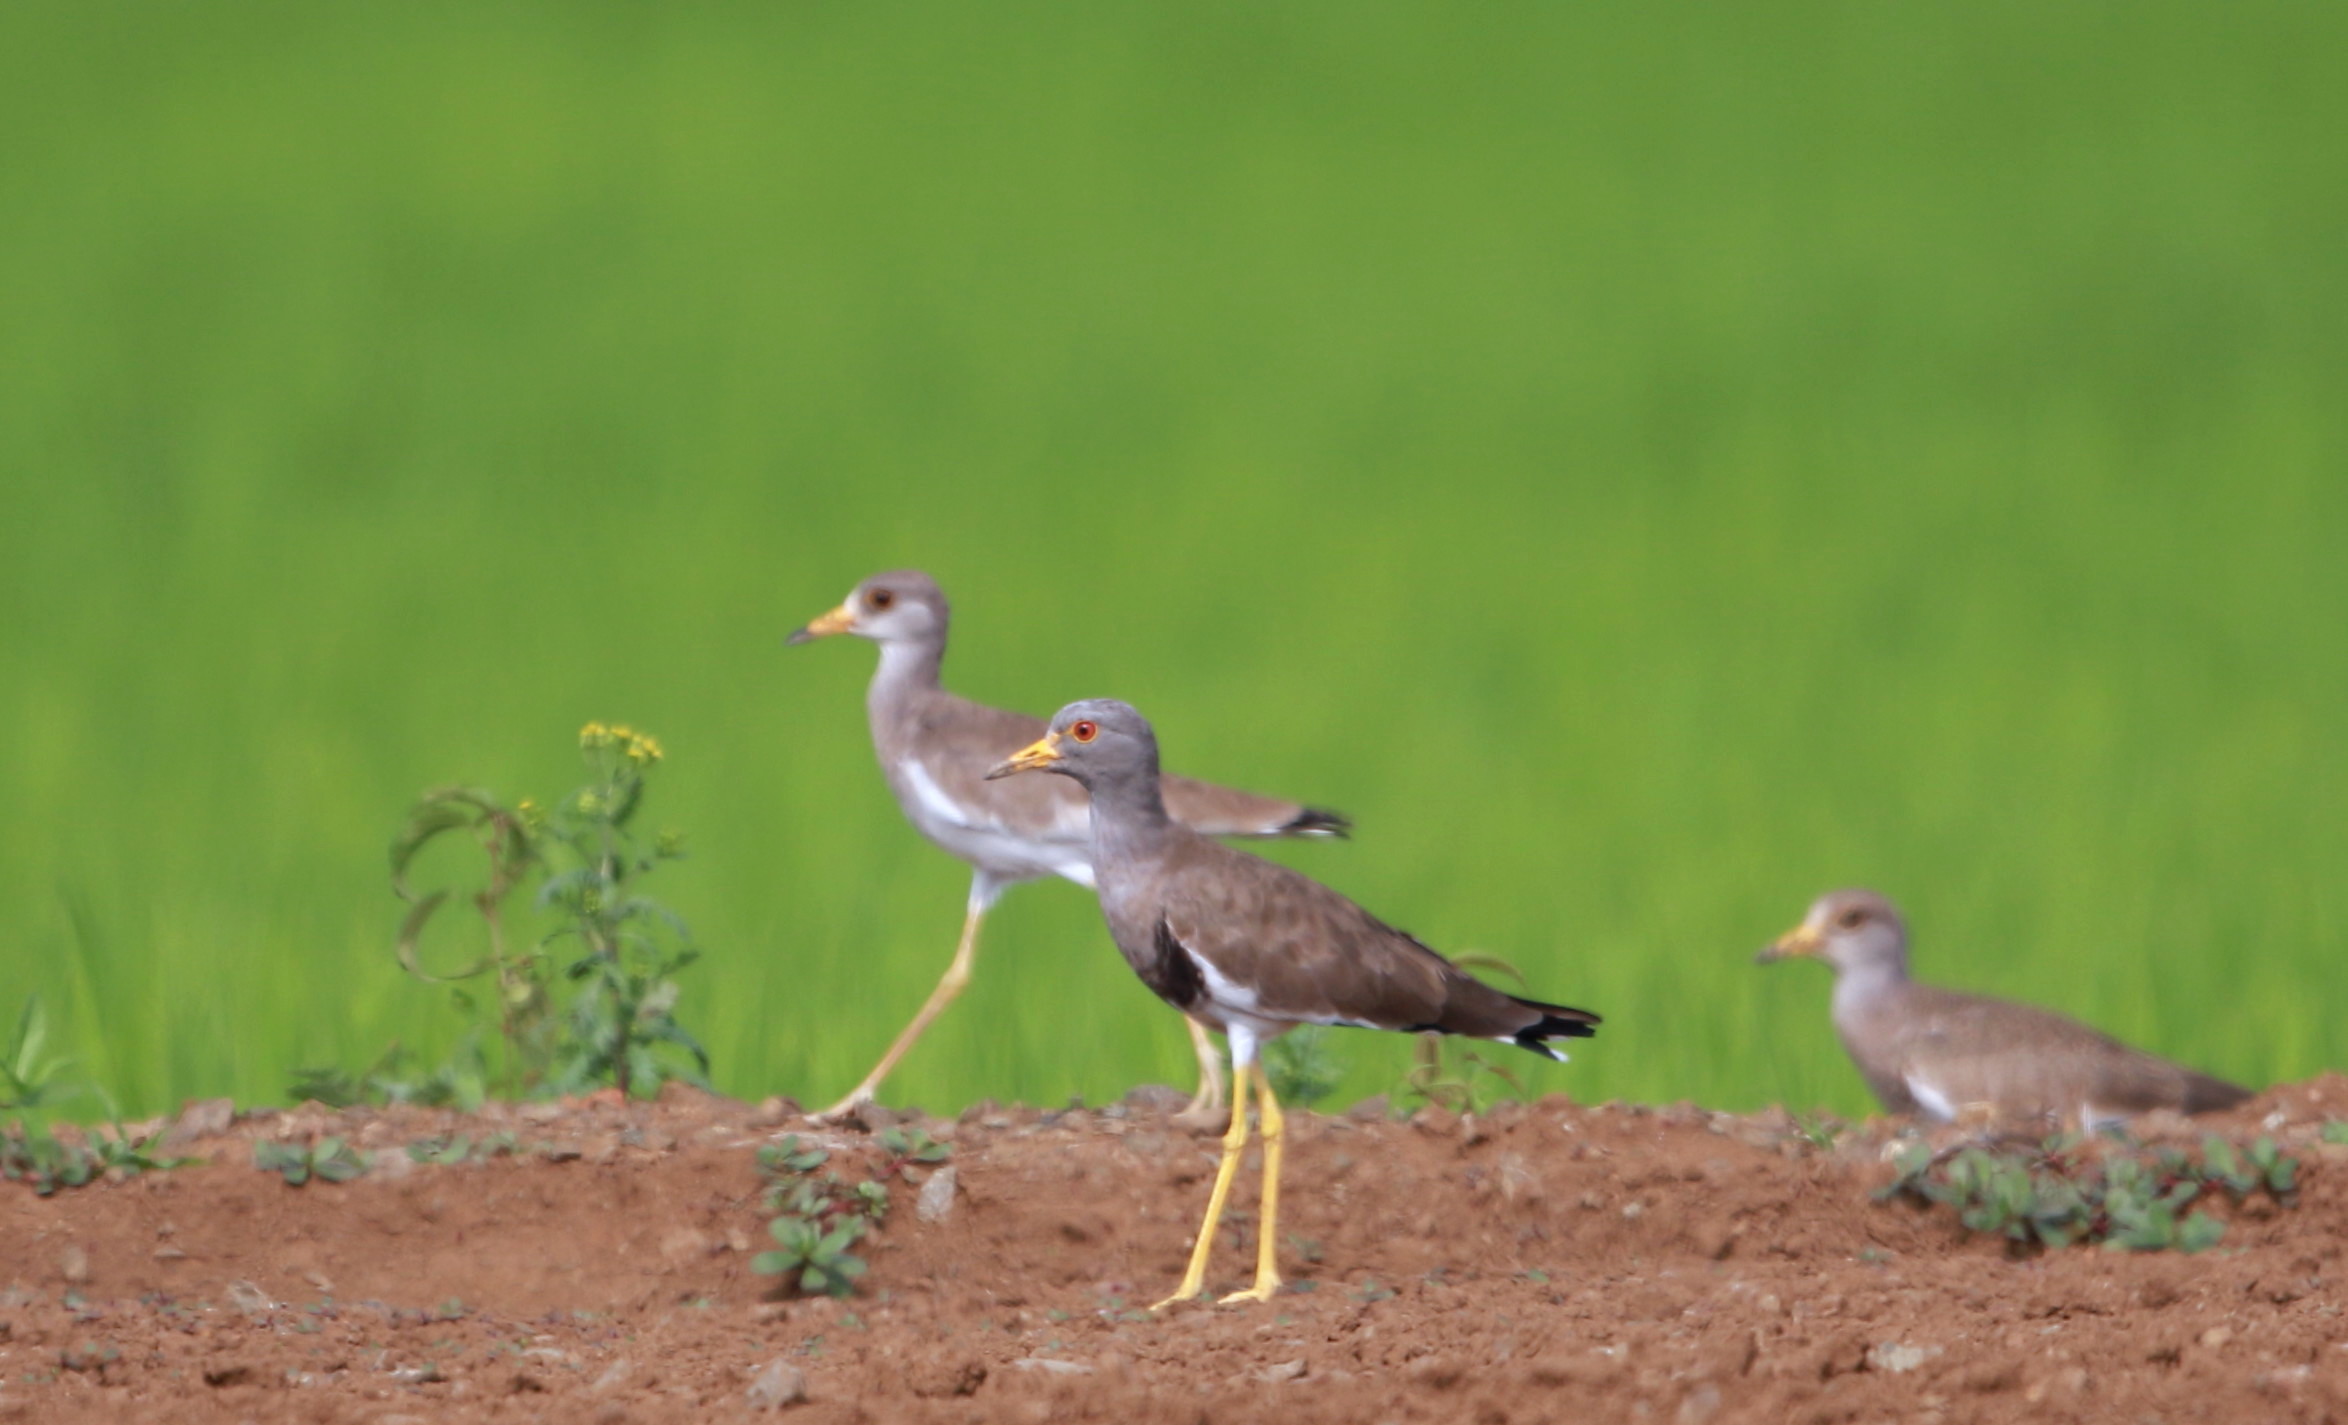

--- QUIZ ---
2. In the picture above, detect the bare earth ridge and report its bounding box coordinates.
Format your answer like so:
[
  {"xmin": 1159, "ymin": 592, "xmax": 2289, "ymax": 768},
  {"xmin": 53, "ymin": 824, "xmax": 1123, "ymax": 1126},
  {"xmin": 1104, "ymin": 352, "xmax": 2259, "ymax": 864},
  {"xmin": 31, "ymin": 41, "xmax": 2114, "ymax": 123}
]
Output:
[{"xmin": 4, "ymin": 1078, "xmax": 2346, "ymax": 1424}]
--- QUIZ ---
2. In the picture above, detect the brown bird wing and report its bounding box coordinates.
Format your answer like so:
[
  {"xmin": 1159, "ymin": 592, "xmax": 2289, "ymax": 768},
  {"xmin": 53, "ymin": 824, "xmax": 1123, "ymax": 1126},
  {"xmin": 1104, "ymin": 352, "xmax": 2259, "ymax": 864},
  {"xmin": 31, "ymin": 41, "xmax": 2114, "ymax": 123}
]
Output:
[
  {"xmin": 1160, "ymin": 772, "xmax": 1350, "ymax": 839},
  {"xmin": 1145, "ymin": 835, "xmax": 1590, "ymax": 1046},
  {"xmin": 884, "ymin": 688, "xmax": 1346, "ymax": 843},
  {"xmin": 889, "ymin": 693, "xmax": 1090, "ymax": 845},
  {"xmin": 1864, "ymin": 985, "xmax": 2249, "ymax": 1119}
]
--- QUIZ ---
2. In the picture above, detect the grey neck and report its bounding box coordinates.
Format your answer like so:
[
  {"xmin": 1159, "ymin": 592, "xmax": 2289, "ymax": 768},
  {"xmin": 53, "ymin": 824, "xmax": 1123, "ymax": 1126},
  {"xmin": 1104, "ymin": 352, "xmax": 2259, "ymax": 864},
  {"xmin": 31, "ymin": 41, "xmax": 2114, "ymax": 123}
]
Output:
[
  {"xmin": 1085, "ymin": 764, "xmax": 1174, "ymax": 865},
  {"xmin": 1829, "ymin": 956, "xmax": 1911, "ymax": 1025},
  {"xmin": 868, "ymin": 635, "xmax": 944, "ymax": 704}
]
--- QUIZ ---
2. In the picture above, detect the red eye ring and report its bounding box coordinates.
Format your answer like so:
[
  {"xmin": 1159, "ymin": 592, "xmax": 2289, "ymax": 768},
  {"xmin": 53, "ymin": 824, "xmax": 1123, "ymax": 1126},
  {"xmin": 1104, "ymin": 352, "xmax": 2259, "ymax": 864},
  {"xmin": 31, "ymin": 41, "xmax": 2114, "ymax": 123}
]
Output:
[
  {"xmin": 867, "ymin": 588, "xmax": 895, "ymax": 611},
  {"xmin": 1069, "ymin": 720, "xmax": 1099, "ymax": 743}
]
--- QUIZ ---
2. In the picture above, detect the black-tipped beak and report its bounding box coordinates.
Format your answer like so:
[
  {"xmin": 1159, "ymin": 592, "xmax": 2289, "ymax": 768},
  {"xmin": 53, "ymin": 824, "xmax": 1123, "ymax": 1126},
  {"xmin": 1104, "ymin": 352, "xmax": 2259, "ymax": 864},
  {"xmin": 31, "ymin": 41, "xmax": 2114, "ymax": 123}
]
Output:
[
  {"xmin": 985, "ymin": 733, "xmax": 1064, "ymax": 780},
  {"xmin": 786, "ymin": 603, "xmax": 856, "ymax": 647},
  {"xmin": 1755, "ymin": 924, "xmax": 1824, "ymax": 965}
]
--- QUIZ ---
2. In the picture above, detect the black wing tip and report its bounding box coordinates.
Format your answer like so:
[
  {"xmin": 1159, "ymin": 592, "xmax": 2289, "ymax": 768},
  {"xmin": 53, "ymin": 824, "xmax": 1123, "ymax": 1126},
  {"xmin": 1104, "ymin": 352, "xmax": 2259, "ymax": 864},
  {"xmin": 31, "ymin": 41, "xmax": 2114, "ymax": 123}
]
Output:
[
  {"xmin": 1282, "ymin": 806, "xmax": 1353, "ymax": 838},
  {"xmin": 2185, "ymin": 1073, "xmax": 2256, "ymax": 1115},
  {"xmin": 1512, "ymin": 1002, "xmax": 1601, "ymax": 1060}
]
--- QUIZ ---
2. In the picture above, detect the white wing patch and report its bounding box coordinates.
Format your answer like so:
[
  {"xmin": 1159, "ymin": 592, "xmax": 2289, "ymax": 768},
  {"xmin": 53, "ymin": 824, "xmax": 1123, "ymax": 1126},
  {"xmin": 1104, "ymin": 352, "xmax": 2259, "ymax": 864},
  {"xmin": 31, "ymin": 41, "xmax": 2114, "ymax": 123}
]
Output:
[
  {"xmin": 1173, "ymin": 927, "xmax": 1378, "ymax": 1034},
  {"xmin": 896, "ymin": 758, "xmax": 1091, "ymax": 884},
  {"xmin": 901, "ymin": 759, "xmax": 980, "ymax": 830},
  {"xmin": 1903, "ymin": 1072, "xmax": 1958, "ymax": 1122},
  {"xmin": 1189, "ymin": 949, "xmax": 1264, "ymax": 1017}
]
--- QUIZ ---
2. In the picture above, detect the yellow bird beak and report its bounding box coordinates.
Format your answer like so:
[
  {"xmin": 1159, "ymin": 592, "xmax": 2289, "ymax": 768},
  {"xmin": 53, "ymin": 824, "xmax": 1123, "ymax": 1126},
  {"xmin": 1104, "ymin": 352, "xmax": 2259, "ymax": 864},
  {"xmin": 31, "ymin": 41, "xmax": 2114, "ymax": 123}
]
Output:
[
  {"xmin": 1755, "ymin": 923, "xmax": 1825, "ymax": 965},
  {"xmin": 984, "ymin": 732, "xmax": 1065, "ymax": 781},
  {"xmin": 785, "ymin": 602, "xmax": 857, "ymax": 646}
]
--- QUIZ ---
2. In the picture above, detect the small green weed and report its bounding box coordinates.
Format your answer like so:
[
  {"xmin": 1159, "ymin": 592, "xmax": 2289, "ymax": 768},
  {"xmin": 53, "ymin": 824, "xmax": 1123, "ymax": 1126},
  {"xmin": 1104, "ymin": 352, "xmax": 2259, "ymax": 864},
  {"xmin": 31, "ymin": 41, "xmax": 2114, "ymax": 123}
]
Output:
[
  {"xmin": 1, "ymin": 996, "xmax": 78, "ymax": 1114},
  {"xmin": 2321, "ymin": 1122, "xmax": 2348, "ymax": 1146},
  {"xmin": 2, "ymin": 1121, "xmax": 189, "ymax": 1195},
  {"xmin": 1397, "ymin": 1035, "xmax": 1523, "ymax": 1116},
  {"xmin": 1792, "ymin": 1112, "xmax": 1848, "ymax": 1150},
  {"xmin": 254, "ymin": 1137, "xmax": 370, "ymax": 1186},
  {"xmin": 289, "ymin": 1039, "xmax": 491, "ymax": 1113},
  {"xmin": 755, "ymin": 1216, "xmax": 868, "ymax": 1298},
  {"xmin": 876, "ymin": 1124, "xmax": 951, "ymax": 1169},
  {"xmin": 752, "ymin": 1131, "xmax": 953, "ymax": 1298},
  {"xmin": 403, "ymin": 1131, "xmax": 523, "ymax": 1166},
  {"xmin": 1262, "ymin": 1027, "xmax": 1346, "ymax": 1109},
  {"xmin": 1880, "ymin": 1132, "xmax": 2299, "ymax": 1253},
  {"xmin": 758, "ymin": 1135, "xmax": 829, "ymax": 1175},
  {"xmin": 1389, "ymin": 952, "xmax": 1534, "ymax": 1115},
  {"xmin": 60, "ymin": 1343, "xmax": 121, "ymax": 1374}
]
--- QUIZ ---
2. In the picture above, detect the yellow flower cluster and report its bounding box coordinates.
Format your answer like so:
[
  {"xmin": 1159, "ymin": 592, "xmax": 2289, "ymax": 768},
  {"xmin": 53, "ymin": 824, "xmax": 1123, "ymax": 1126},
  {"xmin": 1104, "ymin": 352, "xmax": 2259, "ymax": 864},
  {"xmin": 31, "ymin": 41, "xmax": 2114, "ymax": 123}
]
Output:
[{"xmin": 579, "ymin": 721, "xmax": 665, "ymax": 765}]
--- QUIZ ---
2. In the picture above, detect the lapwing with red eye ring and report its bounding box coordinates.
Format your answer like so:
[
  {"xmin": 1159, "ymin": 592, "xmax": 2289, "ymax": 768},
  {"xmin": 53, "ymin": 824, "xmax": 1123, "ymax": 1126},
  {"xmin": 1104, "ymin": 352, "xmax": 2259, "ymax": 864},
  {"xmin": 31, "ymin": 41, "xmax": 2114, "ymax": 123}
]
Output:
[
  {"xmin": 987, "ymin": 699, "xmax": 1598, "ymax": 1309},
  {"xmin": 788, "ymin": 572, "xmax": 1350, "ymax": 1125},
  {"xmin": 1759, "ymin": 889, "xmax": 2254, "ymax": 1130}
]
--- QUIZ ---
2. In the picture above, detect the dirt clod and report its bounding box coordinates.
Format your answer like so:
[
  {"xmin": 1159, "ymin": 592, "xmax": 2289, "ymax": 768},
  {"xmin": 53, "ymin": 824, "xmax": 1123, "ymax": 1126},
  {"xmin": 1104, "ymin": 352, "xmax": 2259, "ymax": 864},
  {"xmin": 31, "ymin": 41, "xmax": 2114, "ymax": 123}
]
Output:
[
  {"xmin": 746, "ymin": 1359, "xmax": 809, "ymax": 1410},
  {"xmin": 1865, "ymin": 1340, "xmax": 1935, "ymax": 1373},
  {"xmin": 916, "ymin": 1164, "xmax": 958, "ymax": 1223}
]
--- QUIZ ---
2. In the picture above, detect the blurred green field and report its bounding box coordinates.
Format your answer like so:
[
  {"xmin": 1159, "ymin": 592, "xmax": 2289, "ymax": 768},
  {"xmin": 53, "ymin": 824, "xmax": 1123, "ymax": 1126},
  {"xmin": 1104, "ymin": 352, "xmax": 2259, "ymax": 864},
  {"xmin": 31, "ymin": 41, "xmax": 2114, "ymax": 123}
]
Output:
[{"xmin": 2, "ymin": 4, "xmax": 2342, "ymax": 1124}]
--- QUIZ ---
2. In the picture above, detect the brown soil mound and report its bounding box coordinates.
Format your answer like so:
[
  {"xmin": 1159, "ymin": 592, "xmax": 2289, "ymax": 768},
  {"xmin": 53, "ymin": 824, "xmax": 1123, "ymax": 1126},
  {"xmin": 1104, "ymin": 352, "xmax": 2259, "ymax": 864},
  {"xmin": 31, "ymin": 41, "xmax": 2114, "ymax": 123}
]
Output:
[{"xmin": 5, "ymin": 1078, "xmax": 2348, "ymax": 1424}]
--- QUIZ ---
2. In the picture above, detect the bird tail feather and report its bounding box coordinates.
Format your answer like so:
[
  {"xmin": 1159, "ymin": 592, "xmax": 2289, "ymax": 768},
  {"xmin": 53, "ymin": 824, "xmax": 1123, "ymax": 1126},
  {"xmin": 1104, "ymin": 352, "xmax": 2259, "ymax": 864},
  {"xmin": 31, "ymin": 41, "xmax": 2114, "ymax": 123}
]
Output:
[
  {"xmin": 1279, "ymin": 806, "xmax": 1352, "ymax": 838},
  {"xmin": 2182, "ymin": 1070, "xmax": 2254, "ymax": 1115},
  {"xmin": 1506, "ymin": 996, "xmax": 1601, "ymax": 1062}
]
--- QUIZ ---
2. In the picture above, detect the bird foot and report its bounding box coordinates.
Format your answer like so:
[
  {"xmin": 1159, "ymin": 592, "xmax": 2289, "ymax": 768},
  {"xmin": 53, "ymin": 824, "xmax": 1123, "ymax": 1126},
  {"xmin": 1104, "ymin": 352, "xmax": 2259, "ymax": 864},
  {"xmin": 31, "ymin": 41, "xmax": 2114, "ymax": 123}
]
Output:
[
  {"xmin": 1217, "ymin": 1277, "xmax": 1282, "ymax": 1306},
  {"xmin": 806, "ymin": 1093, "xmax": 873, "ymax": 1125},
  {"xmin": 1148, "ymin": 1287, "xmax": 1206, "ymax": 1313},
  {"xmin": 1169, "ymin": 1103, "xmax": 1230, "ymax": 1136}
]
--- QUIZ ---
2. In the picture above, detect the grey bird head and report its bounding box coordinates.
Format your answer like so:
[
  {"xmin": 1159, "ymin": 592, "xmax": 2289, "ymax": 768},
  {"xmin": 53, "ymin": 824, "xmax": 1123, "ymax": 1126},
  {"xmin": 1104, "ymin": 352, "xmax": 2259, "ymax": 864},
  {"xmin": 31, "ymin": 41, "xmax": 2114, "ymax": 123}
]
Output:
[
  {"xmin": 1756, "ymin": 888, "xmax": 1911, "ymax": 977},
  {"xmin": 786, "ymin": 569, "xmax": 950, "ymax": 649},
  {"xmin": 983, "ymin": 698, "xmax": 1161, "ymax": 793}
]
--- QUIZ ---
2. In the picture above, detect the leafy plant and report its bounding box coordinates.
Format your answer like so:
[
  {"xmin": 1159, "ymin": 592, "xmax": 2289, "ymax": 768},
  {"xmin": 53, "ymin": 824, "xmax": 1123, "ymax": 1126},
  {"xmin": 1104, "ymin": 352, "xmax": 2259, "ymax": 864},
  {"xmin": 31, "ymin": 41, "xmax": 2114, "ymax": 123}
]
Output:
[
  {"xmin": 401, "ymin": 1130, "xmax": 521, "ymax": 1166},
  {"xmin": 385, "ymin": 722, "xmax": 707, "ymax": 1099},
  {"xmin": 1, "ymin": 996, "xmax": 78, "ymax": 1113},
  {"xmin": 758, "ymin": 1134, "xmax": 830, "ymax": 1176},
  {"xmin": 752, "ymin": 1131, "xmax": 953, "ymax": 1298},
  {"xmin": 2321, "ymin": 1122, "xmax": 2348, "ymax": 1146},
  {"xmin": 1393, "ymin": 951, "xmax": 1535, "ymax": 1115},
  {"xmin": 289, "ymin": 1039, "xmax": 489, "ymax": 1112},
  {"xmin": 1397, "ymin": 1036, "xmax": 1522, "ymax": 1116},
  {"xmin": 876, "ymin": 1124, "xmax": 952, "ymax": 1168},
  {"xmin": 2, "ymin": 1120, "xmax": 189, "ymax": 1195},
  {"xmin": 1792, "ymin": 1112, "xmax": 1849, "ymax": 1150},
  {"xmin": 755, "ymin": 1216, "xmax": 868, "ymax": 1298},
  {"xmin": 1262, "ymin": 1027, "xmax": 1346, "ymax": 1109},
  {"xmin": 406, "ymin": 1133, "xmax": 477, "ymax": 1167},
  {"xmin": 1879, "ymin": 1132, "xmax": 2299, "ymax": 1253},
  {"xmin": 254, "ymin": 1137, "xmax": 370, "ymax": 1186}
]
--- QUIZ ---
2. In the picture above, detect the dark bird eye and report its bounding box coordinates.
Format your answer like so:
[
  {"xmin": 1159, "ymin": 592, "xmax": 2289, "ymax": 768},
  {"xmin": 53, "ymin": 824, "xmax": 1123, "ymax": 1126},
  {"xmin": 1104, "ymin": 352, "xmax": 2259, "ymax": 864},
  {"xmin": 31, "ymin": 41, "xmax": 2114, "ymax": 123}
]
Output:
[
  {"xmin": 1838, "ymin": 909, "xmax": 1866, "ymax": 930},
  {"xmin": 1070, "ymin": 720, "xmax": 1099, "ymax": 743},
  {"xmin": 867, "ymin": 588, "xmax": 895, "ymax": 611}
]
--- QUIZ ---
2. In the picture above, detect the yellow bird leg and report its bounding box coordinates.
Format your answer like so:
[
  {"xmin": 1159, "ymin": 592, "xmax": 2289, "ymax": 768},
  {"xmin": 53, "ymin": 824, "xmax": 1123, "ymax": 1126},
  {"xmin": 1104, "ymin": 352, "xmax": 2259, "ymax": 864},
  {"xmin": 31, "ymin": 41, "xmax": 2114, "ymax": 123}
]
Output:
[
  {"xmin": 1171, "ymin": 1016, "xmax": 1229, "ymax": 1132},
  {"xmin": 1220, "ymin": 1070, "xmax": 1285, "ymax": 1304},
  {"xmin": 813, "ymin": 896, "xmax": 988, "ymax": 1121},
  {"xmin": 1152, "ymin": 1061, "xmax": 1254, "ymax": 1310}
]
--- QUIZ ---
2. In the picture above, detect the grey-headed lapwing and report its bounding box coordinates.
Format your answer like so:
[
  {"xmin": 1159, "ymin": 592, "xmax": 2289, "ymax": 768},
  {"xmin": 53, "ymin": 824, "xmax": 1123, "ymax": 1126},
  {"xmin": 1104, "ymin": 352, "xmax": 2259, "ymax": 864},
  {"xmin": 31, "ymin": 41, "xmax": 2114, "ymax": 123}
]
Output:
[{"xmin": 789, "ymin": 572, "xmax": 1347, "ymax": 1123}]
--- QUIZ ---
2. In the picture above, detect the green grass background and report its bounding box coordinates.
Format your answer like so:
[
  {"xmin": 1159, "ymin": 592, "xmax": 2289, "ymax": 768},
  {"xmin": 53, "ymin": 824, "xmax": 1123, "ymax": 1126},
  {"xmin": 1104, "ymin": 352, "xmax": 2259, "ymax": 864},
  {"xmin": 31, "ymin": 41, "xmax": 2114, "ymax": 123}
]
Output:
[{"xmin": 3, "ymin": 4, "xmax": 2341, "ymax": 1123}]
